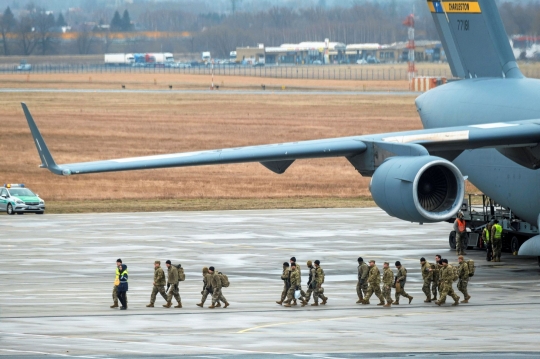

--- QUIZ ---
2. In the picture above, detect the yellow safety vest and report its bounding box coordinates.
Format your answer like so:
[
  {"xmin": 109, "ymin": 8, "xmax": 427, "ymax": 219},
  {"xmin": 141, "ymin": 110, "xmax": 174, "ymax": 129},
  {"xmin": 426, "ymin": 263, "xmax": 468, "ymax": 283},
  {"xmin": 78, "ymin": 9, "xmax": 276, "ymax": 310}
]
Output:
[
  {"xmin": 493, "ymin": 224, "xmax": 503, "ymax": 239},
  {"xmin": 483, "ymin": 228, "xmax": 490, "ymax": 242}
]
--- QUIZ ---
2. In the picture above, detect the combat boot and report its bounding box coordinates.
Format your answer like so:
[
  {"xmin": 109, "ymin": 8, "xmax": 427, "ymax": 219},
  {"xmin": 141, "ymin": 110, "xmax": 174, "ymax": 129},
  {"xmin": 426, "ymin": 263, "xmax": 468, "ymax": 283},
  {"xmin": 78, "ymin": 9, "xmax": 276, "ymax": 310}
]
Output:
[
  {"xmin": 311, "ymin": 302, "xmax": 319, "ymax": 306},
  {"xmin": 283, "ymin": 302, "xmax": 292, "ymax": 307},
  {"xmin": 424, "ymin": 298, "xmax": 431, "ymax": 303},
  {"xmin": 223, "ymin": 302, "xmax": 229, "ymax": 309},
  {"xmin": 377, "ymin": 301, "xmax": 385, "ymax": 306},
  {"xmin": 146, "ymin": 303, "xmax": 154, "ymax": 307},
  {"xmin": 356, "ymin": 298, "xmax": 363, "ymax": 304},
  {"xmin": 174, "ymin": 302, "xmax": 182, "ymax": 308},
  {"xmin": 196, "ymin": 303, "xmax": 204, "ymax": 307},
  {"xmin": 321, "ymin": 297, "xmax": 327, "ymax": 305},
  {"xmin": 276, "ymin": 301, "xmax": 283, "ymax": 305},
  {"xmin": 216, "ymin": 302, "xmax": 222, "ymax": 307},
  {"xmin": 163, "ymin": 302, "xmax": 172, "ymax": 308},
  {"xmin": 110, "ymin": 301, "xmax": 119, "ymax": 309},
  {"xmin": 292, "ymin": 299, "xmax": 297, "ymax": 306},
  {"xmin": 435, "ymin": 301, "xmax": 442, "ymax": 306},
  {"xmin": 431, "ymin": 296, "xmax": 437, "ymax": 301},
  {"xmin": 394, "ymin": 301, "xmax": 400, "ymax": 305},
  {"xmin": 383, "ymin": 301, "xmax": 392, "ymax": 307},
  {"xmin": 452, "ymin": 297, "xmax": 460, "ymax": 306},
  {"xmin": 408, "ymin": 296, "xmax": 413, "ymax": 304},
  {"xmin": 362, "ymin": 299, "xmax": 370, "ymax": 305},
  {"xmin": 460, "ymin": 298, "xmax": 469, "ymax": 303},
  {"xmin": 208, "ymin": 304, "xmax": 216, "ymax": 309}
]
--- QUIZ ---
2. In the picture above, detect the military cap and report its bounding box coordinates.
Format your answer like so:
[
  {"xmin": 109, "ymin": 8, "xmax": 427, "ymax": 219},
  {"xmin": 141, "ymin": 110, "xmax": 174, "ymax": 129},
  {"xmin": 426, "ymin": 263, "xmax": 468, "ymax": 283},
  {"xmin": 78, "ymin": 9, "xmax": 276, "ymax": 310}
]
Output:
[
  {"xmin": 155, "ymin": 260, "xmax": 160, "ymax": 265},
  {"xmin": 166, "ymin": 260, "xmax": 171, "ymax": 265},
  {"xmin": 420, "ymin": 257, "xmax": 426, "ymax": 262},
  {"xmin": 290, "ymin": 256, "xmax": 296, "ymax": 262},
  {"xmin": 209, "ymin": 266, "xmax": 215, "ymax": 271},
  {"xmin": 291, "ymin": 262, "xmax": 297, "ymax": 267},
  {"xmin": 283, "ymin": 262, "xmax": 289, "ymax": 267},
  {"xmin": 442, "ymin": 259, "xmax": 448, "ymax": 264},
  {"xmin": 314, "ymin": 260, "xmax": 320, "ymax": 265},
  {"xmin": 307, "ymin": 260, "xmax": 312, "ymax": 266},
  {"xmin": 357, "ymin": 257, "xmax": 363, "ymax": 263},
  {"xmin": 395, "ymin": 261, "xmax": 401, "ymax": 266},
  {"xmin": 116, "ymin": 258, "xmax": 122, "ymax": 263}
]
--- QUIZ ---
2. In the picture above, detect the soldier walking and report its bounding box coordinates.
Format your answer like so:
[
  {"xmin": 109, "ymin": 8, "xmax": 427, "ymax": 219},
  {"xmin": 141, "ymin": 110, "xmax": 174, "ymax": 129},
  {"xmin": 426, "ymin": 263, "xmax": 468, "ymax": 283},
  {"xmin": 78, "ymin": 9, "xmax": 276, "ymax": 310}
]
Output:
[
  {"xmin": 110, "ymin": 258, "xmax": 125, "ymax": 309},
  {"xmin": 197, "ymin": 267, "xmax": 221, "ymax": 307},
  {"xmin": 356, "ymin": 257, "xmax": 369, "ymax": 304},
  {"xmin": 163, "ymin": 260, "xmax": 182, "ymax": 308},
  {"xmin": 314, "ymin": 260, "xmax": 327, "ymax": 305},
  {"xmin": 361, "ymin": 260, "xmax": 385, "ymax": 306},
  {"xmin": 283, "ymin": 263, "xmax": 306, "ymax": 307},
  {"xmin": 430, "ymin": 254, "xmax": 442, "ymax": 301},
  {"xmin": 146, "ymin": 260, "xmax": 167, "ymax": 307},
  {"xmin": 394, "ymin": 261, "xmax": 413, "ymax": 305},
  {"xmin": 420, "ymin": 257, "xmax": 434, "ymax": 303},
  {"xmin": 454, "ymin": 212, "xmax": 468, "ymax": 256},
  {"xmin": 382, "ymin": 262, "xmax": 394, "ymax": 307},
  {"xmin": 290, "ymin": 257, "xmax": 306, "ymax": 305},
  {"xmin": 276, "ymin": 262, "xmax": 291, "ymax": 305},
  {"xmin": 208, "ymin": 266, "xmax": 229, "ymax": 309},
  {"xmin": 457, "ymin": 255, "xmax": 471, "ymax": 303},
  {"xmin": 491, "ymin": 220, "xmax": 503, "ymax": 262},
  {"xmin": 435, "ymin": 259, "xmax": 460, "ymax": 306},
  {"xmin": 303, "ymin": 261, "xmax": 317, "ymax": 306}
]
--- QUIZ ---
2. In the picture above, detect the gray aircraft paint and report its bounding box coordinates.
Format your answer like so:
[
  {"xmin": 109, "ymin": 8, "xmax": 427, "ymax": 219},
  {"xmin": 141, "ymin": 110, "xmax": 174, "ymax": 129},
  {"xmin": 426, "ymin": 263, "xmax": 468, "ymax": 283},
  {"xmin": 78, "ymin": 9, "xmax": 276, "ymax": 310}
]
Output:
[{"xmin": 20, "ymin": 0, "xmax": 540, "ymax": 254}]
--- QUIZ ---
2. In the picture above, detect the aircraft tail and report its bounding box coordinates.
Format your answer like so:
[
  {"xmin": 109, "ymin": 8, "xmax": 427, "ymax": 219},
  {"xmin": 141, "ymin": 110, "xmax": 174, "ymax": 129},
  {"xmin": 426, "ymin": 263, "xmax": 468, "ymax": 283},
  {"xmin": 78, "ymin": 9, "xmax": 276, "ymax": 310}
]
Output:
[{"xmin": 428, "ymin": 0, "xmax": 523, "ymax": 79}]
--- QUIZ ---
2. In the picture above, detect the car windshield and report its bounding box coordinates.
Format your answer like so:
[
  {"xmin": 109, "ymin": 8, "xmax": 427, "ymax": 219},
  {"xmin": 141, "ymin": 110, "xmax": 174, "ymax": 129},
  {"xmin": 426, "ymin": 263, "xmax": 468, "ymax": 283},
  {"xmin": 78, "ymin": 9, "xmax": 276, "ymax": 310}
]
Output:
[{"xmin": 8, "ymin": 188, "xmax": 35, "ymax": 197}]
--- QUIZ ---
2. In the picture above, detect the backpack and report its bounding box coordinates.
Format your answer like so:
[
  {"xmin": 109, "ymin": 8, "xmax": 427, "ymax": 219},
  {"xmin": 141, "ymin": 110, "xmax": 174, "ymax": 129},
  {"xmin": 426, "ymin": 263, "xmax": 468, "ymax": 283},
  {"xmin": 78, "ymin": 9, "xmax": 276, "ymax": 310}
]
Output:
[
  {"xmin": 219, "ymin": 272, "xmax": 230, "ymax": 287},
  {"xmin": 452, "ymin": 266, "xmax": 459, "ymax": 282},
  {"xmin": 466, "ymin": 259, "xmax": 475, "ymax": 277},
  {"xmin": 318, "ymin": 268, "xmax": 325, "ymax": 284},
  {"xmin": 175, "ymin": 264, "xmax": 185, "ymax": 281}
]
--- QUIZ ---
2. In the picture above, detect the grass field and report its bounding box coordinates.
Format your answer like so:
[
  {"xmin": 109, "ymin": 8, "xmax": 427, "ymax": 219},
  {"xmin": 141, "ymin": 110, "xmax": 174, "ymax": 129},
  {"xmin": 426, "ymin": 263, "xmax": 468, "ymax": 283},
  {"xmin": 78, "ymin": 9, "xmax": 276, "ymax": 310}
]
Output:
[{"xmin": 0, "ymin": 72, "xmax": 479, "ymax": 214}]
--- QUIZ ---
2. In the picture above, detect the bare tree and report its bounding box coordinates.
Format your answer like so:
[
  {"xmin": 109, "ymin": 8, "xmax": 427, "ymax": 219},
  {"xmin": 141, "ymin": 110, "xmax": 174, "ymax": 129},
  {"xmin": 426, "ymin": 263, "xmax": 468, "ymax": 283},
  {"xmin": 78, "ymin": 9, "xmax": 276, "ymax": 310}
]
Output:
[
  {"xmin": 34, "ymin": 12, "xmax": 56, "ymax": 55},
  {"xmin": 17, "ymin": 15, "xmax": 38, "ymax": 55},
  {"xmin": 76, "ymin": 25, "xmax": 96, "ymax": 55},
  {"xmin": 0, "ymin": 7, "xmax": 16, "ymax": 55}
]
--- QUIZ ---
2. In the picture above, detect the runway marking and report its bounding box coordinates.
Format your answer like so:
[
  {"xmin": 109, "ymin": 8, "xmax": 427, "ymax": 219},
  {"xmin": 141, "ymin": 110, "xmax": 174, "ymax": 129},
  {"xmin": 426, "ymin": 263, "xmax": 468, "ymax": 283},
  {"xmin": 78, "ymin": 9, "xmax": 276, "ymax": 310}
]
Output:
[{"xmin": 0, "ymin": 348, "xmax": 112, "ymax": 359}]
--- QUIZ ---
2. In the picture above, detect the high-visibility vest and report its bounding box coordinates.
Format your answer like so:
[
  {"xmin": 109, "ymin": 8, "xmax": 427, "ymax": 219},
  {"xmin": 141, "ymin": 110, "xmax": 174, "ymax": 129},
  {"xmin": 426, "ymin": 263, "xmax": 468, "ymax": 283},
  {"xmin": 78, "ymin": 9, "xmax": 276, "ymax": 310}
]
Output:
[
  {"xmin": 483, "ymin": 228, "xmax": 490, "ymax": 242},
  {"xmin": 457, "ymin": 219, "xmax": 466, "ymax": 232},
  {"xmin": 493, "ymin": 224, "xmax": 503, "ymax": 239}
]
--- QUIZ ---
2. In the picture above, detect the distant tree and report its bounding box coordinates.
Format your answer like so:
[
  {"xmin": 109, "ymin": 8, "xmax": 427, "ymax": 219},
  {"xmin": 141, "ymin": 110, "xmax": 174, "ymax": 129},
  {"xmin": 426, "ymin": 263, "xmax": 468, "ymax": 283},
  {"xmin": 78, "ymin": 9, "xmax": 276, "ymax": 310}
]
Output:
[
  {"xmin": 121, "ymin": 10, "xmax": 132, "ymax": 31},
  {"xmin": 56, "ymin": 13, "xmax": 67, "ymax": 28},
  {"xmin": 17, "ymin": 15, "xmax": 39, "ymax": 55},
  {"xmin": 0, "ymin": 7, "xmax": 16, "ymax": 55},
  {"xmin": 76, "ymin": 26, "xmax": 96, "ymax": 54},
  {"xmin": 110, "ymin": 10, "xmax": 122, "ymax": 31},
  {"xmin": 35, "ymin": 11, "xmax": 56, "ymax": 55}
]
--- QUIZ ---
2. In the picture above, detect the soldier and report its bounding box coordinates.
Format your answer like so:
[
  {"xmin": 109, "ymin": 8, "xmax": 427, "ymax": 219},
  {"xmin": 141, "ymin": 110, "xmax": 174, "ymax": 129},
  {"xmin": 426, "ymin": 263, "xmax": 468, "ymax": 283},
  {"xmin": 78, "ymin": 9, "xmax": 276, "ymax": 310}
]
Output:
[
  {"xmin": 197, "ymin": 267, "xmax": 221, "ymax": 308},
  {"xmin": 394, "ymin": 261, "xmax": 413, "ymax": 305},
  {"xmin": 361, "ymin": 260, "xmax": 385, "ymax": 306},
  {"xmin": 420, "ymin": 257, "xmax": 434, "ymax": 303},
  {"xmin": 454, "ymin": 211, "xmax": 468, "ymax": 256},
  {"xmin": 303, "ymin": 260, "xmax": 317, "ymax": 306},
  {"xmin": 356, "ymin": 257, "xmax": 369, "ymax": 304},
  {"xmin": 381, "ymin": 262, "xmax": 394, "ymax": 307},
  {"xmin": 276, "ymin": 262, "xmax": 291, "ymax": 305},
  {"xmin": 314, "ymin": 260, "xmax": 327, "ymax": 305},
  {"xmin": 146, "ymin": 260, "xmax": 167, "ymax": 307},
  {"xmin": 110, "ymin": 258, "xmax": 125, "ymax": 309},
  {"xmin": 457, "ymin": 255, "xmax": 471, "ymax": 303},
  {"xmin": 491, "ymin": 220, "xmax": 503, "ymax": 262},
  {"xmin": 283, "ymin": 263, "xmax": 307, "ymax": 307},
  {"xmin": 435, "ymin": 259, "xmax": 460, "ymax": 306},
  {"xmin": 290, "ymin": 257, "xmax": 306, "ymax": 305},
  {"xmin": 483, "ymin": 223, "xmax": 493, "ymax": 261},
  {"xmin": 208, "ymin": 266, "xmax": 229, "ymax": 309},
  {"xmin": 163, "ymin": 260, "xmax": 182, "ymax": 308},
  {"xmin": 429, "ymin": 254, "xmax": 443, "ymax": 300}
]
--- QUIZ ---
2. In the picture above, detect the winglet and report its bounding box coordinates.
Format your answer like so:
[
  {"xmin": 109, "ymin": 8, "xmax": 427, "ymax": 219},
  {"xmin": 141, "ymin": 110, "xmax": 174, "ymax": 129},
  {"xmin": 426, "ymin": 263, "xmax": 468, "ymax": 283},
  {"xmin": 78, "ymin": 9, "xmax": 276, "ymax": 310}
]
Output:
[{"xmin": 21, "ymin": 103, "xmax": 64, "ymax": 175}]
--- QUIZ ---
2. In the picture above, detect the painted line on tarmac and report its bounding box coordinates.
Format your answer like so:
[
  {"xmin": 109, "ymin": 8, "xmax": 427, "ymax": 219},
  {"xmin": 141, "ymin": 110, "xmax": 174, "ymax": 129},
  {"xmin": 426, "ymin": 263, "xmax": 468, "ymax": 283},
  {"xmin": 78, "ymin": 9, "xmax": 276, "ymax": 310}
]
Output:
[{"xmin": 0, "ymin": 348, "xmax": 112, "ymax": 359}]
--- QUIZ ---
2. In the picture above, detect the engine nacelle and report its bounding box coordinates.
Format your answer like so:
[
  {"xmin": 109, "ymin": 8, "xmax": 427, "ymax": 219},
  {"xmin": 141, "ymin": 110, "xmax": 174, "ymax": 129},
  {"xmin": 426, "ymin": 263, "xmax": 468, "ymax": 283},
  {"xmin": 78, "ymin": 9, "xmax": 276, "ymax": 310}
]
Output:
[{"xmin": 370, "ymin": 156, "xmax": 465, "ymax": 223}]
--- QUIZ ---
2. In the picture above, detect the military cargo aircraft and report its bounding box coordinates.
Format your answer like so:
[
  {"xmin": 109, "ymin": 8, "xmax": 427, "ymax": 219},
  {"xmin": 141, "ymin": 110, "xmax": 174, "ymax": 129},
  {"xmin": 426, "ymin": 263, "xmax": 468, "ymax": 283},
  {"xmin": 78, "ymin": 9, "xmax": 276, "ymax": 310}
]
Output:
[{"xmin": 21, "ymin": 0, "xmax": 540, "ymax": 257}]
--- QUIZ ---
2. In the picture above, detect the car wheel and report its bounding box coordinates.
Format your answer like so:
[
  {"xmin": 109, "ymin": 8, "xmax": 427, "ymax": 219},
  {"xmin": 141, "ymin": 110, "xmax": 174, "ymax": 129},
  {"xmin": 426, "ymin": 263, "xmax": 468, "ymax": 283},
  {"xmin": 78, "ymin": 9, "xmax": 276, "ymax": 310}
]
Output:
[
  {"xmin": 510, "ymin": 236, "xmax": 521, "ymax": 254},
  {"xmin": 36, "ymin": 211, "xmax": 44, "ymax": 214},
  {"xmin": 7, "ymin": 204, "xmax": 14, "ymax": 215},
  {"xmin": 449, "ymin": 231, "xmax": 456, "ymax": 250}
]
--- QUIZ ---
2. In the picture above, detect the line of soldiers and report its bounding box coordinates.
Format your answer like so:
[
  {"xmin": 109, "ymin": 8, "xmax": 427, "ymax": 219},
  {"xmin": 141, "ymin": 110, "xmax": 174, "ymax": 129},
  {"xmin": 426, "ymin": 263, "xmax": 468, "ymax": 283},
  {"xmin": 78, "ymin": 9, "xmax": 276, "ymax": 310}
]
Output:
[
  {"xmin": 356, "ymin": 255, "xmax": 472, "ymax": 307},
  {"xmin": 276, "ymin": 257, "xmax": 328, "ymax": 307}
]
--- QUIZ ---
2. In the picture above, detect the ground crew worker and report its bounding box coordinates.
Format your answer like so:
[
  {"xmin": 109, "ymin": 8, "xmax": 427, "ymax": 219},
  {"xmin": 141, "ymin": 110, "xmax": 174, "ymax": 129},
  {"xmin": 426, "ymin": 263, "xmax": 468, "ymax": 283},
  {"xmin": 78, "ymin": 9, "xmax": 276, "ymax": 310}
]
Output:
[
  {"xmin": 146, "ymin": 260, "xmax": 167, "ymax": 307},
  {"xmin": 163, "ymin": 260, "xmax": 182, "ymax": 308},
  {"xmin": 290, "ymin": 257, "xmax": 306, "ymax": 305},
  {"xmin": 483, "ymin": 223, "xmax": 493, "ymax": 261},
  {"xmin": 429, "ymin": 254, "xmax": 442, "ymax": 301},
  {"xmin": 356, "ymin": 257, "xmax": 369, "ymax": 304},
  {"xmin": 382, "ymin": 262, "xmax": 394, "ymax": 307},
  {"xmin": 284, "ymin": 263, "xmax": 306, "ymax": 307},
  {"xmin": 276, "ymin": 262, "xmax": 291, "ymax": 305},
  {"xmin": 117, "ymin": 263, "xmax": 128, "ymax": 310},
  {"xmin": 197, "ymin": 267, "xmax": 221, "ymax": 307},
  {"xmin": 110, "ymin": 258, "xmax": 124, "ymax": 309},
  {"xmin": 420, "ymin": 257, "xmax": 434, "ymax": 303},
  {"xmin": 435, "ymin": 259, "xmax": 460, "ymax": 306},
  {"xmin": 457, "ymin": 255, "xmax": 471, "ymax": 303},
  {"xmin": 394, "ymin": 261, "xmax": 413, "ymax": 305},
  {"xmin": 361, "ymin": 260, "xmax": 385, "ymax": 305},
  {"xmin": 314, "ymin": 260, "xmax": 327, "ymax": 305},
  {"xmin": 303, "ymin": 260, "xmax": 318, "ymax": 306},
  {"xmin": 491, "ymin": 220, "xmax": 503, "ymax": 262},
  {"xmin": 454, "ymin": 212, "xmax": 468, "ymax": 255},
  {"xmin": 207, "ymin": 266, "xmax": 229, "ymax": 309}
]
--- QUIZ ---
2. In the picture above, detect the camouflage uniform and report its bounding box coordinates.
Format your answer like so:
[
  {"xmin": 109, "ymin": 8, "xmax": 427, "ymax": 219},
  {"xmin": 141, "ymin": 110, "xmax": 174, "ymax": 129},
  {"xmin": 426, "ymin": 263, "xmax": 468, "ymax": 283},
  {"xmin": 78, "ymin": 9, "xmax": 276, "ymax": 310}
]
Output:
[
  {"xmin": 457, "ymin": 261, "xmax": 470, "ymax": 300},
  {"xmin": 280, "ymin": 266, "xmax": 291, "ymax": 302},
  {"xmin": 284, "ymin": 268, "xmax": 305, "ymax": 304},
  {"xmin": 431, "ymin": 262, "xmax": 441, "ymax": 300},
  {"xmin": 200, "ymin": 269, "xmax": 221, "ymax": 306},
  {"xmin": 357, "ymin": 261, "xmax": 369, "ymax": 301},
  {"xmin": 437, "ymin": 265, "xmax": 460, "ymax": 305},
  {"xmin": 150, "ymin": 265, "xmax": 167, "ymax": 304},
  {"xmin": 112, "ymin": 266, "xmax": 127, "ymax": 306},
  {"xmin": 209, "ymin": 271, "xmax": 228, "ymax": 306},
  {"xmin": 381, "ymin": 266, "xmax": 394, "ymax": 304},
  {"xmin": 421, "ymin": 261, "xmax": 434, "ymax": 302},
  {"xmin": 304, "ymin": 265, "xmax": 317, "ymax": 303},
  {"xmin": 315, "ymin": 266, "xmax": 327, "ymax": 303},
  {"xmin": 394, "ymin": 266, "xmax": 413, "ymax": 304},
  {"xmin": 292, "ymin": 263, "xmax": 306, "ymax": 303},
  {"xmin": 363, "ymin": 265, "xmax": 385, "ymax": 304},
  {"xmin": 166, "ymin": 265, "xmax": 181, "ymax": 304}
]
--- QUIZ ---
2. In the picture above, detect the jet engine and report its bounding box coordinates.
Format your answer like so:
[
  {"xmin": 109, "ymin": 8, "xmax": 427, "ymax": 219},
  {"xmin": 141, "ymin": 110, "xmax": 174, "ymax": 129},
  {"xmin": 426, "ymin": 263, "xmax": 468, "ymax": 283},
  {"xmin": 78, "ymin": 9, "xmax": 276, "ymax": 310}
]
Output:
[{"xmin": 370, "ymin": 156, "xmax": 465, "ymax": 223}]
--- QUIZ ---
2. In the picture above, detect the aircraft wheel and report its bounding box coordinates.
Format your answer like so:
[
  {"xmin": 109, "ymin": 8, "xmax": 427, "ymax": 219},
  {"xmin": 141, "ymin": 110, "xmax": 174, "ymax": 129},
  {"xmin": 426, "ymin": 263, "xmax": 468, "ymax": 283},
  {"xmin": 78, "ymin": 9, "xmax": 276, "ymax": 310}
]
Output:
[
  {"xmin": 449, "ymin": 231, "xmax": 456, "ymax": 250},
  {"xmin": 510, "ymin": 236, "xmax": 521, "ymax": 255},
  {"xmin": 7, "ymin": 204, "xmax": 14, "ymax": 215}
]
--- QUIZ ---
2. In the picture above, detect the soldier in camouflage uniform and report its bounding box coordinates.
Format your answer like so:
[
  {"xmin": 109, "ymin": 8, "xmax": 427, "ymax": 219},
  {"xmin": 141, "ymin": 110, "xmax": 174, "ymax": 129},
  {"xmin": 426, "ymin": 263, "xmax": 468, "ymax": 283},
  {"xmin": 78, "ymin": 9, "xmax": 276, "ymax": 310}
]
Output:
[
  {"xmin": 435, "ymin": 259, "xmax": 460, "ymax": 306},
  {"xmin": 208, "ymin": 266, "xmax": 229, "ymax": 309},
  {"xmin": 314, "ymin": 260, "xmax": 327, "ymax": 305},
  {"xmin": 276, "ymin": 262, "xmax": 291, "ymax": 305},
  {"xmin": 284, "ymin": 263, "xmax": 307, "ymax": 307},
  {"xmin": 197, "ymin": 267, "xmax": 221, "ymax": 308},
  {"xmin": 356, "ymin": 257, "xmax": 369, "ymax": 304},
  {"xmin": 303, "ymin": 260, "xmax": 318, "ymax": 306},
  {"xmin": 420, "ymin": 257, "xmax": 434, "ymax": 303},
  {"xmin": 146, "ymin": 260, "xmax": 167, "ymax": 307},
  {"xmin": 290, "ymin": 257, "xmax": 306, "ymax": 305},
  {"xmin": 382, "ymin": 262, "xmax": 394, "ymax": 307},
  {"xmin": 163, "ymin": 260, "xmax": 182, "ymax": 308},
  {"xmin": 394, "ymin": 261, "xmax": 413, "ymax": 304},
  {"xmin": 457, "ymin": 255, "xmax": 471, "ymax": 303},
  {"xmin": 429, "ymin": 254, "xmax": 442, "ymax": 301},
  {"xmin": 362, "ymin": 260, "xmax": 385, "ymax": 305}
]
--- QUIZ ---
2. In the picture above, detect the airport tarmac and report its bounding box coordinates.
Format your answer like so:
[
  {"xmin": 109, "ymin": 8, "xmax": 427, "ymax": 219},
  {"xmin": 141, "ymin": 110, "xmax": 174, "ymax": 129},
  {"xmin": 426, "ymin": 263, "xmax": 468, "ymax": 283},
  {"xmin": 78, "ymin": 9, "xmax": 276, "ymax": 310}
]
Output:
[{"xmin": 1, "ymin": 208, "xmax": 540, "ymax": 358}]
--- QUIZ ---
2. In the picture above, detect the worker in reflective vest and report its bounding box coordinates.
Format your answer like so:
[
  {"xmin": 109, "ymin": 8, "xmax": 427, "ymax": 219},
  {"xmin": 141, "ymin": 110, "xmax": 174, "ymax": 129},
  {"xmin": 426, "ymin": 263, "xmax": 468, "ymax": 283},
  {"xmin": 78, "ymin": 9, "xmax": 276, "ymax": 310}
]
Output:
[
  {"xmin": 483, "ymin": 224, "xmax": 493, "ymax": 261},
  {"xmin": 491, "ymin": 220, "xmax": 503, "ymax": 262},
  {"xmin": 453, "ymin": 212, "xmax": 468, "ymax": 256}
]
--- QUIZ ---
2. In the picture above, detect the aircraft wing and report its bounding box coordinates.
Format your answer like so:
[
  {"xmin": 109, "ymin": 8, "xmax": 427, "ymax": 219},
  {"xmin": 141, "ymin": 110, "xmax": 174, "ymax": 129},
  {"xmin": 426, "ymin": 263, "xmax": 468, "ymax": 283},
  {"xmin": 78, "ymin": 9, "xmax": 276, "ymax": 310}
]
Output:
[{"xmin": 22, "ymin": 103, "xmax": 540, "ymax": 176}]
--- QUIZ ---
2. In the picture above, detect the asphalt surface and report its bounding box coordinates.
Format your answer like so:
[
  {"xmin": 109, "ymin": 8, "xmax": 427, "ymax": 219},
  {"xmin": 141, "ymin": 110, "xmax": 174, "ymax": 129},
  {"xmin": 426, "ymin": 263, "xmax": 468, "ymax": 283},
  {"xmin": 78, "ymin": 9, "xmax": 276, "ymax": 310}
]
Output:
[{"xmin": 1, "ymin": 208, "xmax": 539, "ymax": 358}]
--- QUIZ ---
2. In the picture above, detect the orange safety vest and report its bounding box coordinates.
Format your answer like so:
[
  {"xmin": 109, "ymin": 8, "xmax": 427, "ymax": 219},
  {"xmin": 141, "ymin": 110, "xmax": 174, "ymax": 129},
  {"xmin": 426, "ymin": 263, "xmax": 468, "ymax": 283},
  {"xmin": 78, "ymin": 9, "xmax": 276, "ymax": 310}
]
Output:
[{"xmin": 457, "ymin": 219, "xmax": 466, "ymax": 232}]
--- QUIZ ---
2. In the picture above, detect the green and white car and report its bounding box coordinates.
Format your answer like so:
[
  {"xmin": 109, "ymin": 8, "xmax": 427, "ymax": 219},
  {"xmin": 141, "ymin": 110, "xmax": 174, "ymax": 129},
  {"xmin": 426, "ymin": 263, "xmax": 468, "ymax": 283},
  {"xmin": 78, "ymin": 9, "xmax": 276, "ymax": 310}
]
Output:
[{"xmin": 0, "ymin": 184, "xmax": 45, "ymax": 215}]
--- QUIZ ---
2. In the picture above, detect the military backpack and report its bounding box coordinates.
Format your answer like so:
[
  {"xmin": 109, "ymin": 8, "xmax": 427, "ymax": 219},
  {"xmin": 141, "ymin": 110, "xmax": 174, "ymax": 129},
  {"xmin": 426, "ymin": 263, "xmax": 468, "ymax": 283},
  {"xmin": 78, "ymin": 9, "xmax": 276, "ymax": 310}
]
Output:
[
  {"xmin": 452, "ymin": 266, "xmax": 459, "ymax": 282},
  {"xmin": 175, "ymin": 264, "xmax": 186, "ymax": 281},
  {"xmin": 219, "ymin": 272, "xmax": 230, "ymax": 287},
  {"xmin": 466, "ymin": 259, "xmax": 475, "ymax": 277},
  {"xmin": 318, "ymin": 268, "xmax": 325, "ymax": 284}
]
